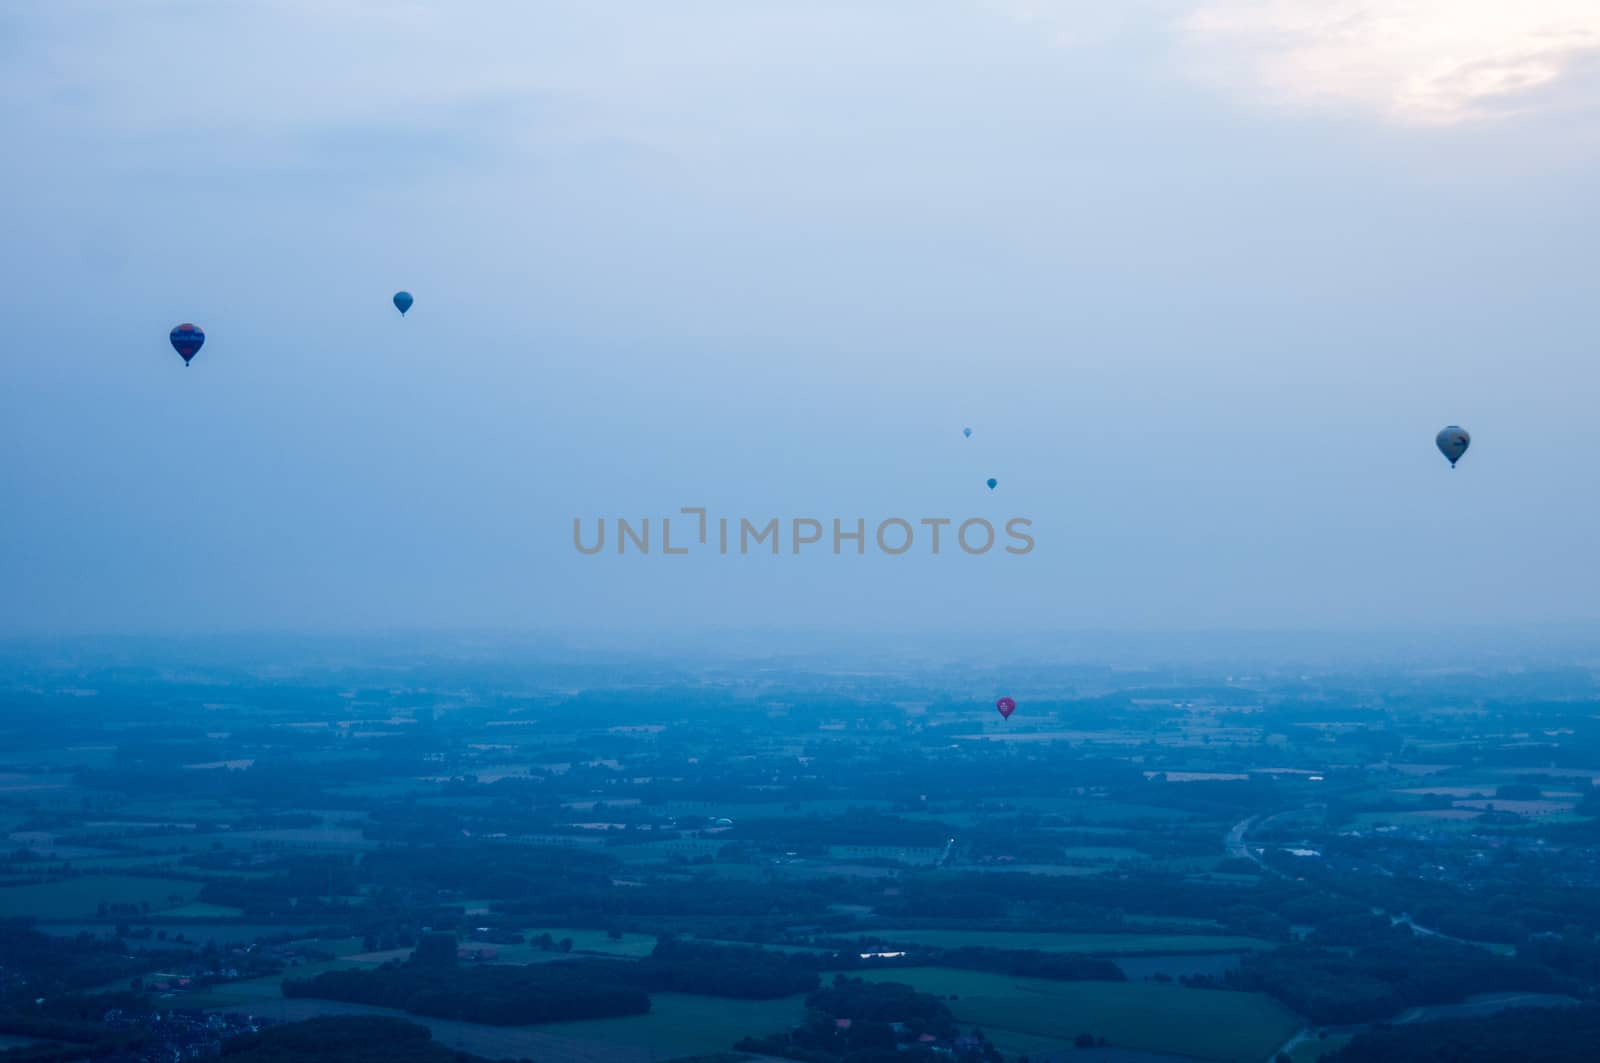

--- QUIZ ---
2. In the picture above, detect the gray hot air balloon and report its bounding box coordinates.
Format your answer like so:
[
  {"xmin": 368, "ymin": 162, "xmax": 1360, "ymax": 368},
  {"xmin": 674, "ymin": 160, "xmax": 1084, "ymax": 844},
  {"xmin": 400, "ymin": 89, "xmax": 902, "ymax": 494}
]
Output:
[{"xmin": 1436, "ymin": 426, "xmax": 1470, "ymax": 468}]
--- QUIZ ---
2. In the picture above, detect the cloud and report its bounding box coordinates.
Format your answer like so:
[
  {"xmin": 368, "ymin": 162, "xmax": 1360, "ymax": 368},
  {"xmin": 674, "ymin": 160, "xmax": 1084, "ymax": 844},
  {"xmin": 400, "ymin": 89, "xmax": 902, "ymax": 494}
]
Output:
[
  {"xmin": 1179, "ymin": 0, "xmax": 1600, "ymax": 125},
  {"xmin": 986, "ymin": 0, "xmax": 1600, "ymax": 126}
]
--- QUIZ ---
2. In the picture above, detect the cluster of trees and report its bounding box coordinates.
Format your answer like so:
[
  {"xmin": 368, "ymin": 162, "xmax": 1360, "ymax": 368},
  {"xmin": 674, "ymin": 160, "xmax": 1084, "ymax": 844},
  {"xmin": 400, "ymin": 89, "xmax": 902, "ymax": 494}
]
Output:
[
  {"xmin": 0, "ymin": 921, "xmax": 164, "ymax": 998},
  {"xmin": 736, "ymin": 975, "xmax": 968, "ymax": 1063},
  {"xmin": 0, "ymin": 1040, "xmax": 101, "ymax": 1062},
  {"xmin": 641, "ymin": 938, "xmax": 819, "ymax": 998},
  {"xmin": 1229, "ymin": 938, "xmax": 1567, "ymax": 1025},
  {"xmin": 383, "ymin": 843, "xmax": 617, "ymax": 896},
  {"xmin": 1520, "ymin": 927, "xmax": 1600, "ymax": 982},
  {"xmin": 220, "ymin": 1016, "xmax": 511, "ymax": 1063},
  {"xmin": 805, "ymin": 977, "xmax": 957, "ymax": 1033},
  {"xmin": 287, "ymin": 933, "xmax": 828, "ymax": 1022},
  {"xmin": 0, "ymin": 1016, "xmax": 107, "ymax": 1049},
  {"xmin": 0, "ymin": 992, "xmax": 155, "ymax": 1063},
  {"xmin": 0, "ymin": 1012, "xmax": 494, "ymax": 1063},
  {"xmin": 197, "ymin": 856, "xmax": 360, "ymax": 917},
  {"xmin": 283, "ymin": 948, "xmax": 650, "ymax": 1026}
]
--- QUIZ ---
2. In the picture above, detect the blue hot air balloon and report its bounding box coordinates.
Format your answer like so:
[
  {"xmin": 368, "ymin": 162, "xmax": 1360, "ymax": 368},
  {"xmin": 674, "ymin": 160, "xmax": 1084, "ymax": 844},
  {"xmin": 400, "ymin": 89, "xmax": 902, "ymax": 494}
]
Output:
[
  {"xmin": 1436, "ymin": 426, "xmax": 1470, "ymax": 468},
  {"xmin": 963, "ymin": 427, "xmax": 972, "ymax": 438},
  {"xmin": 393, "ymin": 291, "xmax": 414, "ymax": 316},
  {"xmin": 169, "ymin": 323, "xmax": 205, "ymax": 365},
  {"xmin": 986, "ymin": 478, "xmax": 998, "ymax": 491}
]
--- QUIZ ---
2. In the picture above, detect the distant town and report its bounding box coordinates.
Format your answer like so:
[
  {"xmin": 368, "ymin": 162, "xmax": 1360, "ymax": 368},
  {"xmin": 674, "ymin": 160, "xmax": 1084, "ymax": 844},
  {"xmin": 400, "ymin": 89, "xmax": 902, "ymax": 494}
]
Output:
[{"xmin": 3, "ymin": 638, "xmax": 1600, "ymax": 1062}]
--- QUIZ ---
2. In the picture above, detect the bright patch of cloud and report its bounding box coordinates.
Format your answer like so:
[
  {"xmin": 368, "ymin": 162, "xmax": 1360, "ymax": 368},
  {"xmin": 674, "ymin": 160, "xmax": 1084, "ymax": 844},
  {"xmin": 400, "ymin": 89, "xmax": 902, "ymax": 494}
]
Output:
[{"xmin": 1180, "ymin": 0, "xmax": 1600, "ymax": 125}]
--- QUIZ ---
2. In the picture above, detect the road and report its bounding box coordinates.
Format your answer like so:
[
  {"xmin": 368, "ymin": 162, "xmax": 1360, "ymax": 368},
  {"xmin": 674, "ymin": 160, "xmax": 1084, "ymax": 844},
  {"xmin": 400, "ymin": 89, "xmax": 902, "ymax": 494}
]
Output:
[
  {"xmin": 1225, "ymin": 808, "xmax": 1313, "ymax": 878},
  {"xmin": 1225, "ymin": 806, "xmax": 1475, "ymax": 945},
  {"xmin": 1229, "ymin": 808, "xmax": 1523, "ymax": 1063}
]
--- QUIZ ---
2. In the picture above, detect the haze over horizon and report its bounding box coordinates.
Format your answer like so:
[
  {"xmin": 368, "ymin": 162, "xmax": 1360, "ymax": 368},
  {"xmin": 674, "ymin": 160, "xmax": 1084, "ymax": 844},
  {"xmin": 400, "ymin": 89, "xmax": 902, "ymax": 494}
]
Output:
[{"xmin": 3, "ymin": 1, "xmax": 1598, "ymax": 639}]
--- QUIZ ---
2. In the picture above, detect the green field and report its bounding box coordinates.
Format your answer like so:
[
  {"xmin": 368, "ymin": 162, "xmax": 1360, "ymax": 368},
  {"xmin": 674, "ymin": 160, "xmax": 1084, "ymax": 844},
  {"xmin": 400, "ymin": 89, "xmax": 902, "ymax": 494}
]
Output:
[
  {"xmin": 505, "ymin": 991, "xmax": 805, "ymax": 1056},
  {"xmin": 203, "ymin": 991, "xmax": 807, "ymax": 1063},
  {"xmin": 184, "ymin": 959, "xmax": 376, "ymax": 1008},
  {"xmin": 860, "ymin": 967, "xmax": 1300, "ymax": 1063},
  {"xmin": 868, "ymin": 929, "xmax": 1274, "ymax": 955},
  {"xmin": 0, "ymin": 875, "xmax": 203, "ymax": 919}
]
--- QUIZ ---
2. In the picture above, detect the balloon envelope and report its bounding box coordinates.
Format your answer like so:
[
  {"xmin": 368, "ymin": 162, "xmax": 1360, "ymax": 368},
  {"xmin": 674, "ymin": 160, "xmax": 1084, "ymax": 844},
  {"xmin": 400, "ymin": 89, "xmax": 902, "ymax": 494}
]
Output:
[
  {"xmin": 1436, "ymin": 426, "xmax": 1470, "ymax": 467},
  {"xmin": 996, "ymin": 697, "xmax": 1016, "ymax": 719},
  {"xmin": 393, "ymin": 291, "xmax": 414, "ymax": 316},
  {"xmin": 169, "ymin": 323, "xmax": 204, "ymax": 364},
  {"xmin": 963, "ymin": 427, "xmax": 972, "ymax": 438},
  {"xmin": 986, "ymin": 478, "xmax": 997, "ymax": 490}
]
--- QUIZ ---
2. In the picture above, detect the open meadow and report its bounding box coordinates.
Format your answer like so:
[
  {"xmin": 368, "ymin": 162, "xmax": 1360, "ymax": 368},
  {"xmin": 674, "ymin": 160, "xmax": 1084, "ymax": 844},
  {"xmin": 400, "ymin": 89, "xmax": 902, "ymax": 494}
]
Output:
[{"xmin": 861, "ymin": 968, "xmax": 1301, "ymax": 1063}]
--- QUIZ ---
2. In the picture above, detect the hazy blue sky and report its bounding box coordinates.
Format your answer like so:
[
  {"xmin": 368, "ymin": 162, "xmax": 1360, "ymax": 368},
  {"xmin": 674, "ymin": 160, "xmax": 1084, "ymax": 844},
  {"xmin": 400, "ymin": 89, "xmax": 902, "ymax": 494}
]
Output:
[{"xmin": 2, "ymin": 1, "xmax": 1598, "ymax": 640}]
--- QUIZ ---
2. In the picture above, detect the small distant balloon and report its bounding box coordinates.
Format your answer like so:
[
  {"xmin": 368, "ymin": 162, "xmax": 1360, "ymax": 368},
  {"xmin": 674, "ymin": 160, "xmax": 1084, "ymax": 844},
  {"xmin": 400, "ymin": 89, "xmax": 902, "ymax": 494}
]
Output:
[
  {"xmin": 393, "ymin": 291, "xmax": 414, "ymax": 316},
  {"xmin": 963, "ymin": 427, "xmax": 972, "ymax": 438},
  {"xmin": 169, "ymin": 323, "xmax": 204, "ymax": 365},
  {"xmin": 1435, "ymin": 426, "xmax": 1470, "ymax": 468},
  {"xmin": 995, "ymin": 696, "xmax": 1016, "ymax": 720},
  {"xmin": 986, "ymin": 478, "xmax": 997, "ymax": 491}
]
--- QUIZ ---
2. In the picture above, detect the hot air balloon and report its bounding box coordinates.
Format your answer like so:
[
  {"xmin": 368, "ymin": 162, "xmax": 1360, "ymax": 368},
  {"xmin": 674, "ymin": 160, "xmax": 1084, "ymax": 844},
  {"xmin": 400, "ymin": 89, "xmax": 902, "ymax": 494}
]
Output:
[
  {"xmin": 963, "ymin": 427, "xmax": 972, "ymax": 438},
  {"xmin": 169, "ymin": 323, "xmax": 204, "ymax": 365},
  {"xmin": 393, "ymin": 291, "xmax": 414, "ymax": 316},
  {"xmin": 1436, "ymin": 426, "xmax": 1470, "ymax": 468},
  {"xmin": 996, "ymin": 697, "xmax": 1016, "ymax": 720},
  {"xmin": 986, "ymin": 478, "xmax": 997, "ymax": 491}
]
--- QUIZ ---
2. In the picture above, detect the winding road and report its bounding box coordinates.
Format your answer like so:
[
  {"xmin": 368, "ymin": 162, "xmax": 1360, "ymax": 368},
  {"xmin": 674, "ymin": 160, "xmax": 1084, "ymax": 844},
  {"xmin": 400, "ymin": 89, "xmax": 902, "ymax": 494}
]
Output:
[{"xmin": 1224, "ymin": 808, "xmax": 1515, "ymax": 1063}]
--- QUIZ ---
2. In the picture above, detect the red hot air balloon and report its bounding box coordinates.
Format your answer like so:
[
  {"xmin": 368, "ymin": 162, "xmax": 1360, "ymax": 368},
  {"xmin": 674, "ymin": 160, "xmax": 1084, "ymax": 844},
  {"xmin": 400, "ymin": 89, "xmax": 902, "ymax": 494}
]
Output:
[
  {"xmin": 169, "ymin": 324, "xmax": 205, "ymax": 365},
  {"xmin": 995, "ymin": 697, "xmax": 1016, "ymax": 720}
]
